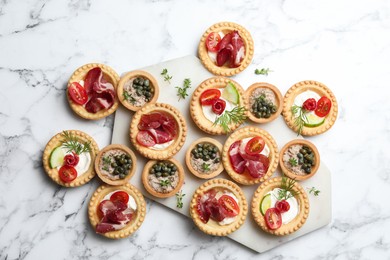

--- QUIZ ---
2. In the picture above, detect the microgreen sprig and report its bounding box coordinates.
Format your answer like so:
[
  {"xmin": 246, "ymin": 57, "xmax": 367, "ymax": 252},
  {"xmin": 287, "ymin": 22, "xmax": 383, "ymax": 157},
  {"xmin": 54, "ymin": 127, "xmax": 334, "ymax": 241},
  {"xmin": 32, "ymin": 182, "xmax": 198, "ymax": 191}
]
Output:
[
  {"xmin": 308, "ymin": 187, "xmax": 321, "ymax": 196},
  {"xmin": 61, "ymin": 131, "xmax": 91, "ymax": 155},
  {"xmin": 202, "ymin": 163, "xmax": 210, "ymax": 171},
  {"xmin": 123, "ymin": 91, "xmax": 136, "ymax": 104},
  {"xmin": 255, "ymin": 68, "xmax": 272, "ymax": 76},
  {"xmin": 175, "ymin": 78, "xmax": 191, "ymax": 101},
  {"xmin": 289, "ymin": 157, "xmax": 298, "ymax": 167},
  {"xmin": 176, "ymin": 190, "xmax": 185, "ymax": 209},
  {"xmin": 161, "ymin": 68, "xmax": 172, "ymax": 83},
  {"xmin": 160, "ymin": 179, "xmax": 172, "ymax": 187},
  {"xmin": 213, "ymin": 106, "xmax": 247, "ymax": 133}
]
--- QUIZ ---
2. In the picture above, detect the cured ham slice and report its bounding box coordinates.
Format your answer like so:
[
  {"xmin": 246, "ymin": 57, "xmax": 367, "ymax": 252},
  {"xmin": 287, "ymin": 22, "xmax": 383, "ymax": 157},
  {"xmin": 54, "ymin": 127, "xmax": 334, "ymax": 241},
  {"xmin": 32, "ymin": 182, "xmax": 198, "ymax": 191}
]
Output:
[
  {"xmin": 84, "ymin": 67, "xmax": 101, "ymax": 94},
  {"xmin": 230, "ymin": 31, "xmax": 245, "ymax": 68},
  {"xmin": 146, "ymin": 128, "xmax": 173, "ymax": 144},
  {"xmin": 96, "ymin": 199, "xmax": 134, "ymax": 234},
  {"xmin": 214, "ymin": 30, "xmax": 245, "ymax": 68},
  {"xmin": 228, "ymin": 141, "xmax": 246, "ymax": 174}
]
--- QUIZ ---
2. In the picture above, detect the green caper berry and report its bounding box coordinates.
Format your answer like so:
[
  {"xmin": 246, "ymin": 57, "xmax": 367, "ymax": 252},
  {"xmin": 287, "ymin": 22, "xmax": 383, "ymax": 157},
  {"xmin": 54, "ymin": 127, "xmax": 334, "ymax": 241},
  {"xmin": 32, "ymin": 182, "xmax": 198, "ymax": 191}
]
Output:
[
  {"xmin": 162, "ymin": 172, "xmax": 168, "ymax": 177},
  {"xmin": 210, "ymin": 153, "xmax": 216, "ymax": 159},
  {"xmin": 119, "ymin": 174, "xmax": 126, "ymax": 179},
  {"xmin": 194, "ymin": 153, "xmax": 200, "ymax": 159},
  {"xmin": 143, "ymin": 79, "xmax": 150, "ymax": 87},
  {"xmin": 155, "ymin": 172, "xmax": 162, "ymax": 177},
  {"xmin": 297, "ymin": 153, "xmax": 303, "ymax": 158},
  {"xmin": 214, "ymin": 158, "xmax": 221, "ymax": 163},
  {"xmin": 171, "ymin": 166, "xmax": 177, "ymax": 172},
  {"xmin": 169, "ymin": 163, "xmax": 175, "ymax": 168},
  {"xmin": 150, "ymin": 168, "xmax": 155, "ymax": 174},
  {"xmin": 155, "ymin": 165, "xmax": 161, "ymax": 171},
  {"xmin": 197, "ymin": 143, "xmax": 202, "ymax": 148}
]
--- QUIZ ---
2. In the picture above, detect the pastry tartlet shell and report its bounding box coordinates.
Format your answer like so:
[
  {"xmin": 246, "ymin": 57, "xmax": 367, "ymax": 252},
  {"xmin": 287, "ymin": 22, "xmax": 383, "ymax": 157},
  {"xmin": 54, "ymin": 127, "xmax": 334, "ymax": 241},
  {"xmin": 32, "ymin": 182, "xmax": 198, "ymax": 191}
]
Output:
[
  {"xmin": 245, "ymin": 82, "xmax": 283, "ymax": 124},
  {"xmin": 190, "ymin": 77, "xmax": 247, "ymax": 135},
  {"xmin": 189, "ymin": 178, "xmax": 248, "ymax": 236},
  {"xmin": 141, "ymin": 158, "xmax": 185, "ymax": 198},
  {"xmin": 94, "ymin": 144, "xmax": 137, "ymax": 185},
  {"xmin": 117, "ymin": 70, "xmax": 159, "ymax": 111},
  {"xmin": 42, "ymin": 130, "xmax": 99, "ymax": 187},
  {"xmin": 67, "ymin": 63, "xmax": 120, "ymax": 120},
  {"xmin": 130, "ymin": 103, "xmax": 187, "ymax": 160},
  {"xmin": 222, "ymin": 126, "xmax": 279, "ymax": 185},
  {"xmin": 198, "ymin": 21, "xmax": 254, "ymax": 76},
  {"xmin": 185, "ymin": 137, "xmax": 224, "ymax": 179},
  {"xmin": 251, "ymin": 177, "xmax": 310, "ymax": 236},
  {"xmin": 279, "ymin": 139, "xmax": 320, "ymax": 181},
  {"xmin": 282, "ymin": 80, "xmax": 338, "ymax": 136},
  {"xmin": 88, "ymin": 184, "xmax": 146, "ymax": 239}
]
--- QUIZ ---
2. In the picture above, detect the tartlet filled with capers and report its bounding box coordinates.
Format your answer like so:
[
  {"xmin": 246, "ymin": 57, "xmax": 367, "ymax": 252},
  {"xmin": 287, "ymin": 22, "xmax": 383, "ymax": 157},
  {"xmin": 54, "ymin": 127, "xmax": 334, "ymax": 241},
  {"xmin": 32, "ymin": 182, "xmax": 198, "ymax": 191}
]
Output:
[
  {"xmin": 95, "ymin": 144, "xmax": 137, "ymax": 185},
  {"xmin": 185, "ymin": 137, "xmax": 224, "ymax": 179},
  {"xmin": 117, "ymin": 70, "xmax": 159, "ymax": 111},
  {"xmin": 279, "ymin": 139, "xmax": 320, "ymax": 180},
  {"xmin": 142, "ymin": 158, "xmax": 184, "ymax": 198}
]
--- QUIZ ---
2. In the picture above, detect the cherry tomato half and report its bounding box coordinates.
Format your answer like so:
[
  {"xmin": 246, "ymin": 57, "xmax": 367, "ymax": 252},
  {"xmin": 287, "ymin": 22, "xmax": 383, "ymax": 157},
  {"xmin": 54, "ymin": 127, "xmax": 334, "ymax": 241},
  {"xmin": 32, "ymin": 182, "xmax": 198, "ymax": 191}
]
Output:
[
  {"xmin": 245, "ymin": 136, "xmax": 265, "ymax": 155},
  {"xmin": 275, "ymin": 200, "xmax": 290, "ymax": 213},
  {"xmin": 110, "ymin": 191, "xmax": 129, "ymax": 204},
  {"xmin": 315, "ymin": 96, "xmax": 332, "ymax": 117},
  {"xmin": 200, "ymin": 89, "xmax": 221, "ymax": 105},
  {"xmin": 264, "ymin": 208, "xmax": 282, "ymax": 230},
  {"xmin": 205, "ymin": 32, "xmax": 221, "ymax": 52},
  {"xmin": 136, "ymin": 130, "xmax": 156, "ymax": 147},
  {"xmin": 68, "ymin": 82, "xmax": 88, "ymax": 105},
  {"xmin": 212, "ymin": 98, "xmax": 226, "ymax": 115},
  {"xmin": 218, "ymin": 195, "xmax": 240, "ymax": 217},
  {"xmin": 58, "ymin": 165, "xmax": 77, "ymax": 183}
]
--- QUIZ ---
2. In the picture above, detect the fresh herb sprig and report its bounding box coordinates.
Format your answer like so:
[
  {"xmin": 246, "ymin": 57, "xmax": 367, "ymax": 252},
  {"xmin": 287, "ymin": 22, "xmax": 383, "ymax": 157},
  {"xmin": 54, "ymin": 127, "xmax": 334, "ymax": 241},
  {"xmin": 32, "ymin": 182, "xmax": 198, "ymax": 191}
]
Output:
[
  {"xmin": 161, "ymin": 68, "xmax": 172, "ymax": 83},
  {"xmin": 255, "ymin": 68, "xmax": 272, "ymax": 76},
  {"xmin": 202, "ymin": 163, "xmax": 210, "ymax": 171},
  {"xmin": 291, "ymin": 105, "xmax": 308, "ymax": 136},
  {"xmin": 102, "ymin": 156, "xmax": 111, "ymax": 171},
  {"xmin": 175, "ymin": 78, "xmax": 191, "ymax": 101},
  {"xmin": 277, "ymin": 176, "xmax": 300, "ymax": 201},
  {"xmin": 160, "ymin": 179, "xmax": 172, "ymax": 187},
  {"xmin": 123, "ymin": 91, "xmax": 136, "ymax": 104},
  {"xmin": 308, "ymin": 187, "xmax": 320, "ymax": 196},
  {"xmin": 289, "ymin": 157, "xmax": 298, "ymax": 167},
  {"xmin": 176, "ymin": 190, "xmax": 185, "ymax": 209},
  {"xmin": 61, "ymin": 131, "xmax": 91, "ymax": 155},
  {"xmin": 213, "ymin": 106, "xmax": 247, "ymax": 133}
]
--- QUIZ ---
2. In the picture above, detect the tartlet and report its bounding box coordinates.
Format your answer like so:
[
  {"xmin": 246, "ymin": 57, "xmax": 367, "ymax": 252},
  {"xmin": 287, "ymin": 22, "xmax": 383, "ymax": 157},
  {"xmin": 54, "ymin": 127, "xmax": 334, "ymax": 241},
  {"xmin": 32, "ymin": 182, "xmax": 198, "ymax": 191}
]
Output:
[
  {"xmin": 279, "ymin": 139, "xmax": 320, "ymax": 181},
  {"xmin": 282, "ymin": 80, "xmax": 338, "ymax": 136},
  {"xmin": 190, "ymin": 77, "xmax": 247, "ymax": 135},
  {"xmin": 222, "ymin": 126, "xmax": 279, "ymax": 185},
  {"xmin": 42, "ymin": 130, "xmax": 99, "ymax": 187},
  {"xmin": 185, "ymin": 137, "xmax": 224, "ymax": 179},
  {"xmin": 67, "ymin": 63, "xmax": 120, "ymax": 120},
  {"xmin": 94, "ymin": 144, "xmax": 137, "ymax": 185},
  {"xmin": 117, "ymin": 70, "xmax": 159, "ymax": 111},
  {"xmin": 198, "ymin": 21, "xmax": 254, "ymax": 76},
  {"xmin": 130, "ymin": 103, "xmax": 187, "ymax": 160},
  {"xmin": 245, "ymin": 82, "xmax": 283, "ymax": 124},
  {"xmin": 251, "ymin": 177, "xmax": 309, "ymax": 236},
  {"xmin": 88, "ymin": 184, "xmax": 146, "ymax": 239},
  {"xmin": 189, "ymin": 178, "xmax": 248, "ymax": 236},
  {"xmin": 142, "ymin": 158, "xmax": 184, "ymax": 198}
]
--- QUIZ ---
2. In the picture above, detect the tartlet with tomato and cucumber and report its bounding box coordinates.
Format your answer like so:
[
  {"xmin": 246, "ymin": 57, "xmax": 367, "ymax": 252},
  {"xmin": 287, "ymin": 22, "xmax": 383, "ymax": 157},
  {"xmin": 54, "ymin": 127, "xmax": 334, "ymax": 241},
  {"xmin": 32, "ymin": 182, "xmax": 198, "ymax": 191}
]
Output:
[
  {"xmin": 251, "ymin": 176, "xmax": 309, "ymax": 236},
  {"xmin": 190, "ymin": 77, "xmax": 247, "ymax": 135},
  {"xmin": 222, "ymin": 126, "xmax": 279, "ymax": 185},
  {"xmin": 67, "ymin": 63, "xmax": 120, "ymax": 120},
  {"xmin": 88, "ymin": 183, "xmax": 146, "ymax": 239},
  {"xmin": 190, "ymin": 178, "xmax": 248, "ymax": 236},
  {"xmin": 282, "ymin": 80, "xmax": 338, "ymax": 136},
  {"xmin": 198, "ymin": 21, "xmax": 254, "ymax": 76},
  {"xmin": 130, "ymin": 103, "xmax": 187, "ymax": 160},
  {"xmin": 43, "ymin": 130, "xmax": 99, "ymax": 187}
]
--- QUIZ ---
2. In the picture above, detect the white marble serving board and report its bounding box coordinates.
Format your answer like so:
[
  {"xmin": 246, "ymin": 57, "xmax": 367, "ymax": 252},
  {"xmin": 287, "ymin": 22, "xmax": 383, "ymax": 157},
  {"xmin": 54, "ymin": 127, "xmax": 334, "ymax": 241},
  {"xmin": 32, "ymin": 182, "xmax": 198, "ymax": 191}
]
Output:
[{"xmin": 111, "ymin": 55, "xmax": 331, "ymax": 253}]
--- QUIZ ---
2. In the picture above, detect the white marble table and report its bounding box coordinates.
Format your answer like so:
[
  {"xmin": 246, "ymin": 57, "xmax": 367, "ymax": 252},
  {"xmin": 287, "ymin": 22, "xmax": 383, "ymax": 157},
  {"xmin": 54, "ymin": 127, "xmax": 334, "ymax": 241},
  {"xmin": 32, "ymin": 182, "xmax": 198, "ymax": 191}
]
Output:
[{"xmin": 1, "ymin": 0, "xmax": 389, "ymax": 259}]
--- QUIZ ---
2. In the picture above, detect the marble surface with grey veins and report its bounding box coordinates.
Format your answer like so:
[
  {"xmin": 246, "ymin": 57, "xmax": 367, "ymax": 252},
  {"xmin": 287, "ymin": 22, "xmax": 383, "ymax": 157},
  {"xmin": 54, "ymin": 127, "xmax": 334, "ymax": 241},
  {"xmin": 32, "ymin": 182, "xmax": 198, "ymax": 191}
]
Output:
[{"xmin": 1, "ymin": 0, "xmax": 390, "ymax": 259}]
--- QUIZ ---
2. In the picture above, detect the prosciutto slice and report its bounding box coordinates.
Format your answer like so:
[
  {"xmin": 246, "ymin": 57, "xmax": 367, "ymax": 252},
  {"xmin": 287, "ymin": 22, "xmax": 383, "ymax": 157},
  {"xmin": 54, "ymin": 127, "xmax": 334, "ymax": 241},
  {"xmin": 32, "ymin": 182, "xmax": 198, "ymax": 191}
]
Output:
[
  {"xmin": 96, "ymin": 199, "xmax": 134, "ymax": 234},
  {"xmin": 214, "ymin": 30, "xmax": 245, "ymax": 68},
  {"xmin": 146, "ymin": 128, "xmax": 173, "ymax": 144},
  {"xmin": 196, "ymin": 190, "xmax": 228, "ymax": 223}
]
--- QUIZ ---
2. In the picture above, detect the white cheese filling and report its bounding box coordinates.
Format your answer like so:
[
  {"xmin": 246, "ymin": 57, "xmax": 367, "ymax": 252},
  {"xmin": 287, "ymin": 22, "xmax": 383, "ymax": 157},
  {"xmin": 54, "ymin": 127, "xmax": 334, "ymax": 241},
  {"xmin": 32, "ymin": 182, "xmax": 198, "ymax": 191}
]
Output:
[
  {"xmin": 150, "ymin": 139, "xmax": 174, "ymax": 150},
  {"xmin": 207, "ymin": 32, "xmax": 225, "ymax": 62},
  {"xmin": 201, "ymin": 89, "xmax": 236, "ymax": 123},
  {"xmin": 267, "ymin": 188, "xmax": 299, "ymax": 224},
  {"xmin": 56, "ymin": 146, "xmax": 91, "ymax": 177}
]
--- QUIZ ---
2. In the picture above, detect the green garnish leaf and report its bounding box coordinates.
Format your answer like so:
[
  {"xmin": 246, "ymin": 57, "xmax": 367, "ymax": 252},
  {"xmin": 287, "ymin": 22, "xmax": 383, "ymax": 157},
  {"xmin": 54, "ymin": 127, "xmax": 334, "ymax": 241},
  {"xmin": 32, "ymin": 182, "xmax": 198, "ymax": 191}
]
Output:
[
  {"xmin": 289, "ymin": 157, "xmax": 298, "ymax": 167},
  {"xmin": 61, "ymin": 131, "xmax": 91, "ymax": 155},
  {"xmin": 291, "ymin": 105, "xmax": 308, "ymax": 136},
  {"xmin": 175, "ymin": 78, "xmax": 191, "ymax": 101},
  {"xmin": 202, "ymin": 163, "xmax": 210, "ymax": 171},
  {"xmin": 277, "ymin": 175, "xmax": 300, "ymax": 201},
  {"xmin": 160, "ymin": 179, "xmax": 172, "ymax": 187},
  {"xmin": 255, "ymin": 68, "xmax": 272, "ymax": 76},
  {"xmin": 308, "ymin": 187, "xmax": 321, "ymax": 196},
  {"xmin": 123, "ymin": 91, "xmax": 136, "ymax": 104},
  {"xmin": 175, "ymin": 190, "xmax": 185, "ymax": 209},
  {"xmin": 161, "ymin": 68, "xmax": 172, "ymax": 83},
  {"xmin": 213, "ymin": 106, "xmax": 247, "ymax": 133}
]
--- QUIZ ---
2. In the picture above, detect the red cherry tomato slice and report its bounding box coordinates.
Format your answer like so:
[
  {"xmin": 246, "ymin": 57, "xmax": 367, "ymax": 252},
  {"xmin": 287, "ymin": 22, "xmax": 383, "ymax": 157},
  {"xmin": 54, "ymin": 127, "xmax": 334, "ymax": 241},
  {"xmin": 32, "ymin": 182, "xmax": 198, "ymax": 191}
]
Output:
[
  {"xmin": 218, "ymin": 195, "xmax": 240, "ymax": 217},
  {"xmin": 212, "ymin": 99, "xmax": 226, "ymax": 115},
  {"xmin": 110, "ymin": 191, "xmax": 129, "ymax": 204},
  {"xmin": 58, "ymin": 165, "xmax": 77, "ymax": 183},
  {"xmin": 68, "ymin": 82, "xmax": 88, "ymax": 105},
  {"xmin": 205, "ymin": 32, "xmax": 221, "ymax": 52},
  {"xmin": 200, "ymin": 89, "xmax": 221, "ymax": 105},
  {"xmin": 315, "ymin": 96, "xmax": 332, "ymax": 117},
  {"xmin": 275, "ymin": 200, "xmax": 290, "ymax": 213},
  {"xmin": 136, "ymin": 130, "xmax": 156, "ymax": 147},
  {"xmin": 245, "ymin": 136, "xmax": 265, "ymax": 155},
  {"xmin": 264, "ymin": 208, "xmax": 282, "ymax": 230}
]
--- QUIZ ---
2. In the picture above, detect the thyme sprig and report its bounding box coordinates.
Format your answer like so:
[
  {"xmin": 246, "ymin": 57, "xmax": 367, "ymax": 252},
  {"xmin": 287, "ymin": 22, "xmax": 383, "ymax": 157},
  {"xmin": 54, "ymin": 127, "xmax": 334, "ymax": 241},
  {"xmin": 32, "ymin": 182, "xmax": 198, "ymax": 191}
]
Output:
[
  {"xmin": 176, "ymin": 190, "xmax": 185, "ymax": 209},
  {"xmin": 161, "ymin": 68, "xmax": 172, "ymax": 83},
  {"xmin": 255, "ymin": 68, "xmax": 272, "ymax": 76},
  {"xmin": 308, "ymin": 187, "xmax": 321, "ymax": 196},
  {"xmin": 291, "ymin": 105, "xmax": 308, "ymax": 136},
  {"xmin": 202, "ymin": 163, "xmax": 210, "ymax": 171},
  {"xmin": 160, "ymin": 179, "xmax": 172, "ymax": 187},
  {"xmin": 175, "ymin": 78, "xmax": 191, "ymax": 101},
  {"xmin": 61, "ymin": 131, "xmax": 91, "ymax": 155},
  {"xmin": 123, "ymin": 91, "xmax": 136, "ymax": 104},
  {"xmin": 213, "ymin": 106, "xmax": 247, "ymax": 133},
  {"xmin": 277, "ymin": 176, "xmax": 300, "ymax": 201}
]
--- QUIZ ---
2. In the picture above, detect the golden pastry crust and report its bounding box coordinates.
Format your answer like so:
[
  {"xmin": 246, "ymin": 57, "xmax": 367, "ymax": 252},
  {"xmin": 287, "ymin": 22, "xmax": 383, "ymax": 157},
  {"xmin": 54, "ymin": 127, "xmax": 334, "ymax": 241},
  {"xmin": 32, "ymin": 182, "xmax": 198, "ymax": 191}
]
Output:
[
  {"xmin": 189, "ymin": 178, "xmax": 248, "ymax": 236},
  {"xmin": 67, "ymin": 63, "xmax": 120, "ymax": 120},
  {"xmin": 141, "ymin": 158, "xmax": 184, "ymax": 198},
  {"xmin": 88, "ymin": 184, "xmax": 146, "ymax": 239},
  {"xmin": 117, "ymin": 70, "xmax": 159, "ymax": 111},
  {"xmin": 94, "ymin": 144, "xmax": 137, "ymax": 185},
  {"xmin": 245, "ymin": 82, "xmax": 283, "ymax": 124},
  {"xmin": 185, "ymin": 137, "xmax": 224, "ymax": 179},
  {"xmin": 279, "ymin": 139, "xmax": 320, "ymax": 181},
  {"xmin": 198, "ymin": 21, "xmax": 254, "ymax": 76},
  {"xmin": 251, "ymin": 177, "xmax": 310, "ymax": 236},
  {"xmin": 130, "ymin": 103, "xmax": 187, "ymax": 160},
  {"xmin": 190, "ymin": 77, "xmax": 247, "ymax": 135},
  {"xmin": 42, "ymin": 130, "xmax": 99, "ymax": 187},
  {"xmin": 222, "ymin": 126, "xmax": 279, "ymax": 185},
  {"xmin": 282, "ymin": 80, "xmax": 338, "ymax": 136}
]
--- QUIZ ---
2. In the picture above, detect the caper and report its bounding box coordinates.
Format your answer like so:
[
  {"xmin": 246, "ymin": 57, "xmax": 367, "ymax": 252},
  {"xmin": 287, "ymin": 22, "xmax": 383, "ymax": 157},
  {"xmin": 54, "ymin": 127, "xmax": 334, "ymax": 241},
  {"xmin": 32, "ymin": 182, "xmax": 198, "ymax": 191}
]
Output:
[
  {"xmin": 203, "ymin": 150, "xmax": 208, "ymax": 156},
  {"xmin": 197, "ymin": 147, "xmax": 203, "ymax": 152},
  {"xmin": 194, "ymin": 153, "xmax": 200, "ymax": 159},
  {"xmin": 145, "ymin": 92, "xmax": 151, "ymax": 98},
  {"xmin": 214, "ymin": 158, "xmax": 221, "ymax": 163},
  {"xmin": 162, "ymin": 166, "xmax": 168, "ymax": 172},
  {"xmin": 116, "ymin": 166, "xmax": 124, "ymax": 174},
  {"xmin": 119, "ymin": 173, "xmax": 126, "ymax": 179},
  {"xmin": 210, "ymin": 153, "xmax": 216, "ymax": 159},
  {"xmin": 111, "ymin": 162, "xmax": 117, "ymax": 168},
  {"xmin": 144, "ymin": 79, "xmax": 150, "ymax": 87},
  {"xmin": 169, "ymin": 163, "xmax": 175, "ymax": 168},
  {"xmin": 204, "ymin": 155, "xmax": 210, "ymax": 161},
  {"xmin": 155, "ymin": 165, "xmax": 161, "ymax": 171},
  {"xmin": 171, "ymin": 166, "xmax": 177, "ymax": 172},
  {"xmin": 155, "ymin": 172, "xmax": 162, "ymax": 177},
  {"xmin": 191, "ymin": 149, "xmax": 197, "ymax": 155},
  {"xmin": 150, "ymin": 168, "xmax": 155, "ymax": 174},
  {"xmin": 134, "ymin": 78, "xmax": 139, "ymax": 84},
  {"xmin": 162, "ymin": 172, "xmax": 168, "ymax": 177}
]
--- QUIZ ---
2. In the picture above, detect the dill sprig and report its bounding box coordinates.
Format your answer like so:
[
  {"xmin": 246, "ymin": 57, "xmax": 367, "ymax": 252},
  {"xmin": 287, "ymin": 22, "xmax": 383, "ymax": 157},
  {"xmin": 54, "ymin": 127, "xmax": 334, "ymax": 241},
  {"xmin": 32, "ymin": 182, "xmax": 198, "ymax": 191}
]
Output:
[
  {"xmin": 277, "ymin": 176, "xmax": 300, "ymax": 201},
  {"xmin": 161, "ymin": 68, "xmax": 172, "ymax": 83},
  {"xmin": 175, "ymin": 78, "xmax": 191, "ymax": 101},
  {"xmin": 176, "ymin": 190, "xmax": 185, "ymax": 209},
  {"xmin": 213, "ymin": 106, "xmax": 247, "ymax": 133},
  {"xmin": 291, "ymin": 105, "xmax": 308, "ymax": 136},
  {"xmin": 61, "ymin": 131, "xmax": 91, "ymax": 155},
  {"xmin": 255, "ymin": 68, "xmax": 272, "ymax": 76}
]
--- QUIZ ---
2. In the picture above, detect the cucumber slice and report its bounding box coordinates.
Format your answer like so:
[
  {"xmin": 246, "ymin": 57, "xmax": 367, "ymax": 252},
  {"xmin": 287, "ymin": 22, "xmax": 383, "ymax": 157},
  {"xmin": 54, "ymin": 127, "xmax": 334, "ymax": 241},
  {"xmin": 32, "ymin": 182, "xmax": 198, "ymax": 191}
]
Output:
[
  {"xmin": 49, "ymin": 146, "xmax": 65, "ymax": 168},
  {"xmin": 222, "ymin": 82, "xmax": 240, "ymax": 105},
  {"xmin": 260, "ymin": 194, "xmax": 271, "ymax": 216},
  {"xmin": 304, "ymin": 113, "xmax": 325, "ymax": 127}
]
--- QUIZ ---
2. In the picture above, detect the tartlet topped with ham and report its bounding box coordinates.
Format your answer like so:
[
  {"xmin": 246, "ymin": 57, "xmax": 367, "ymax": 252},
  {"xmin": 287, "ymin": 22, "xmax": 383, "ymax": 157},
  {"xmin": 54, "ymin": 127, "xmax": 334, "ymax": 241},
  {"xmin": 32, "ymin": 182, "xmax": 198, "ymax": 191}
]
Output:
[
  {"xmin": 67, "ymin": 63, "xmax": 120, "ymax": 120},
  {"xmin": 88, "ymin": 184, "xmax": 146, "ymax": 239},
  {"xmin": 198, "ymin": 21, "xmax": 254, "ymax": 76},
  {"xmin": 130, "ymin": 103, "xmax": 187, "ymax": 160},
  {"xmin": 222, "ymin": 126, "xmax": 279, "ymax": 185}
]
